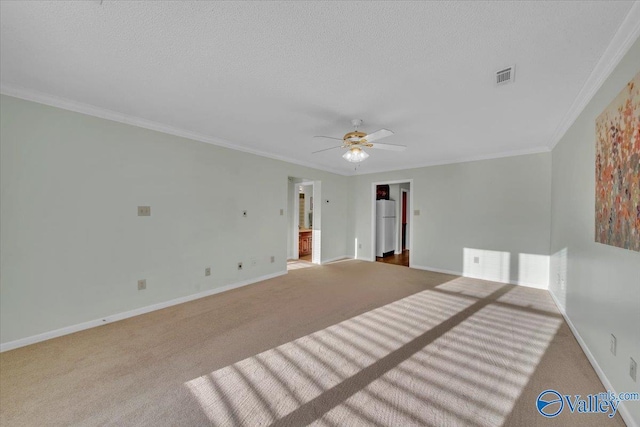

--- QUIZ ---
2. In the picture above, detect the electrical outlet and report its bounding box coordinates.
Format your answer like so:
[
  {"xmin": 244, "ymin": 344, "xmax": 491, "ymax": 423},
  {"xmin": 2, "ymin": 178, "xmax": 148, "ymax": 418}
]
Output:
[
  {"xmin": 280, "ymin": 209, "xmax": 284, "ymax": 216},
  {"xmin": 414, "ymin": 209, "xmax": 420, "ymax": 216},
  {"xmin": 270, "ymin": 256, "xmax": 275, "ymax": 263},
  {"xmin": 137, "ymin": 206, "xmax": 151, "ymax": 216},
  {"xmin": 205, "ymin": 267, "xmax": 211, "ymax": 276},
  {"xmin": 473, "ymin": 256, "xmax": 480, "ymax": 264},
  {"xmin": 137, "ymin": 279, "xmax": 146, "ymax": 290},
  {"xmin": 358, "ymin": 243, "xmax": 362, "ymax": 249},
  {"xmin": 631, "ymin": 358, "xmax": 637, "ymax": 382},
  {"xmin": 237, "ymin": 262, "xmax": 243, "ymax": 270},
  {"xmin": 610, "ymin": 334, "xmax": 617, "ymax": 355},
  {"xmin": 242, "ymin": 210, "xmax": 247, "ymax": 217}
]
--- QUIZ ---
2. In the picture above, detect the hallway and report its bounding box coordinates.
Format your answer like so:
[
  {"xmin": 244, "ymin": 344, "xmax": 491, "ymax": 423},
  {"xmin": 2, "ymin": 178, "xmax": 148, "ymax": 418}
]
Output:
[{"xmin": 376, "ymin": 250, "xmax": 409, "ymax": 267}]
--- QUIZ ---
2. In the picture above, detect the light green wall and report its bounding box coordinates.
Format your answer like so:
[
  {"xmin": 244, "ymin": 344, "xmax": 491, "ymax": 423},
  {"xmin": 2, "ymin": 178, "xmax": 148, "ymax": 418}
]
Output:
[
  {"xmin": 549, "ymin": 38, "xmax": 640, "ymax": 424},
  {"xmin": 347, "ymin": 152, "xmax": 552, "ymax": 287},
  {"xmin": 0, "ymin": 95, "xmax": 349, "ymax": 344},
  {"xmin": 2, "ymin": 92, "xmax": 553, "ymax": 345}
]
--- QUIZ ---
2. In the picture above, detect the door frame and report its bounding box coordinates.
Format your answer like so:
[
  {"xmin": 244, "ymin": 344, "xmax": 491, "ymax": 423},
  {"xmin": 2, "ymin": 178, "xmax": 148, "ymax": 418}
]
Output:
[
  {"xmin": 370, "ymin": 179, "xmax": 414, "ymax": 267},
  {"xmin": 290, "ymin": 180, "xmax": 321, "ymax": 264},
  {"xmin": 401, "ymin": 188, "xmax": 409, "ymax": 251}
]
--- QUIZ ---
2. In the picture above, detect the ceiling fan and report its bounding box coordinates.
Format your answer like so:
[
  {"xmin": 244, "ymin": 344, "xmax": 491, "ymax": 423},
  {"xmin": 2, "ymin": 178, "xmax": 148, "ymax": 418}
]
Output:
[{"xmin": 313, "ymin": 119, "xmax": 406, "ymax": 163}]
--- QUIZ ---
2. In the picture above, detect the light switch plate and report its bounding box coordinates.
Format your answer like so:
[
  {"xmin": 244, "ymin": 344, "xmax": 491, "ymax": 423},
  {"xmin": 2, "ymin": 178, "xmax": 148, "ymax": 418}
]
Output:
[{"xmin": 138, "ymin": 206, "xmax": 151, "ymax": 216}]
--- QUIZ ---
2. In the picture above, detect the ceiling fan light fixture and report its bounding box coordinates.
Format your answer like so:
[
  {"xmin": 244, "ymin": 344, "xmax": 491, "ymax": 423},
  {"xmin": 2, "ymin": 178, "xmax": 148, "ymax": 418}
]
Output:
[{"xmin": 342, "ymin": 147, "xmax": 369, "ymax": 163}]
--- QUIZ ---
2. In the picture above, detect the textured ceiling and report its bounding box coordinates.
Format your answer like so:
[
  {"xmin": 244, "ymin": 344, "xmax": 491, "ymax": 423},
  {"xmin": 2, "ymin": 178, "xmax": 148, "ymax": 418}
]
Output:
[{"xmin": 0, "ymin": 1, "xmax": 636, "ymax": 175}]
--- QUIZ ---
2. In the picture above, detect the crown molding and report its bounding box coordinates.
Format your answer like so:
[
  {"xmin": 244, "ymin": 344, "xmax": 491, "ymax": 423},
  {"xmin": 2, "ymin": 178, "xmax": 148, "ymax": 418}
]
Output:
[
  {"xmin": 0, "ymin": 84, "xmax": 348, "ymax": 176},
  {"xmin": 2, "ymin": 5, "xmax": 638, "ymax": 176},
  {"xmin": 0, "ymin": 85, "xmax": 556, "ymax": 178},
  {"xmin": 351, "ymin": 145, "xmax": 551, "ymax": 176},
  {"xmin": 549, "ymin": 1, "xmax": 640, "ymax": 150}
]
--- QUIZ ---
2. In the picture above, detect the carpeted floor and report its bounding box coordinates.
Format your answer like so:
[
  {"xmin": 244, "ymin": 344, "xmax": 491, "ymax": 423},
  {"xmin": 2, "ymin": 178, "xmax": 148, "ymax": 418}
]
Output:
[{"xmin": 0, "ymin": 260, "xmax": 626, "ymax": 426}]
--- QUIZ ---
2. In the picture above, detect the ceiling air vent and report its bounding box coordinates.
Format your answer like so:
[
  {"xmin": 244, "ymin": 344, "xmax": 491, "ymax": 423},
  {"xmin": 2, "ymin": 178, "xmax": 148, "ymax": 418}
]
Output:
[{"xmin": 495, "ymin": 65, "xmax": 515, "ymax": 86}]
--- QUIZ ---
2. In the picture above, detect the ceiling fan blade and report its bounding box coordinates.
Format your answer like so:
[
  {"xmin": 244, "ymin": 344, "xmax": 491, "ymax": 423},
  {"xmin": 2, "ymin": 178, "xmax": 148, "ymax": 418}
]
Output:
[
  {"xmin": 363, "ymin": 129, "xmax": 393, "ymax": 143},
  {"xmin": 313, "ymin": 135, "xmax": 343, "ymax": 142},
  {"xmin": 370, "ymin": 142, "xmax": 406, "ymax": 151},
  {"xmin": 312, "ymin": 145, "xmax": 343, "ymax": 154}
]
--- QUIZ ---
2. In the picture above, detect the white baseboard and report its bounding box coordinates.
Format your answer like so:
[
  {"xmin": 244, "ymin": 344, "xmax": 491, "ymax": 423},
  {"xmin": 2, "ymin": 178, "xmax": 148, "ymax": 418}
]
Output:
[
  {"xmin": 321, "ymin": 255, "xmax": 354, "ymax": 264},
  {"xmin": 548, "ymin": 290, "xmax": 638, "ymax": 427},
  {"xmin": 410, "ymin": 264, "xmax": 549, "ymax": 289},
  {"xmin": 0, "ymin": 270, "xmax": 287, "ymax": 353},
  {"xmin": 410, "ymin": 264, "xmax": 462, "ymax": 276},
  {"xmin": 505, "ymin": 278, "xmax": 549, "ymax": 290}
]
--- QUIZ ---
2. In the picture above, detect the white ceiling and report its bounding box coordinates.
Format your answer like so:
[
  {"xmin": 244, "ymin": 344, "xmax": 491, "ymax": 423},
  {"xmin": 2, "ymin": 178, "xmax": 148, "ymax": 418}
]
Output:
[{"xmin": 1, "ymin": 1, "xmax": 638, "ymax": 175}]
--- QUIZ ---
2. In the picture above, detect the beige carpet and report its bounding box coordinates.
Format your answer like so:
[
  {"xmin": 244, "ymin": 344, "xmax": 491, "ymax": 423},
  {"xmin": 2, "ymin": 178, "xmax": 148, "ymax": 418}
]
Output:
[{"xmin": 0, "ymin": 261, "xmax": 626, "ymax": 426}]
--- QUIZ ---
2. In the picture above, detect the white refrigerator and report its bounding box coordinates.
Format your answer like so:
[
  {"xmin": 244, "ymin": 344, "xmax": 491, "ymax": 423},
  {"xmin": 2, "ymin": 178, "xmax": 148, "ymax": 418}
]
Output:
[{"xmin": 376, "ymin": 200, "xmax": 396, "ymax": 257}]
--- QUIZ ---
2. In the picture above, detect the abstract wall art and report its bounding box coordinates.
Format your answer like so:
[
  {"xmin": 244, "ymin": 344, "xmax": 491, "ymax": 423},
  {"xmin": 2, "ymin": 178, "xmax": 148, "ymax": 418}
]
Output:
[{"xmin": 595, "ymin": 71, "xmax": 640, "ymax": 252}]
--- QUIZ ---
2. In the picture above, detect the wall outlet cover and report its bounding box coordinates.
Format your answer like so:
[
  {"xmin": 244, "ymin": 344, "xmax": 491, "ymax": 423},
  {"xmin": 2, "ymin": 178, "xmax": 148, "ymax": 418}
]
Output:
[
  {"xmin": 205, "ymin": 267, "xmax": 211, "ymax": 276},
  {"xmin": 137, "ymin": 206, "xmax": 151, "ymax": 216},
  {"xmin": 280, "ymin": 209, "xmax": 284, "ymax": 216},
  {"xmin": 137, "ymin": 279, "xmax": 146, "ymax": 290},
  {"xmin": 270, "ymin": 256, "xmax": 275, "ymax": 263}
]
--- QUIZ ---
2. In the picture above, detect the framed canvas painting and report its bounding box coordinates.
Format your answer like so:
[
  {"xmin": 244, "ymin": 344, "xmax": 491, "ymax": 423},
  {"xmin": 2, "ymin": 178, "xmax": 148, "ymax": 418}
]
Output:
[{"xmin": 595, "ymin": 71, "xmax": 640, "ymax": 252}]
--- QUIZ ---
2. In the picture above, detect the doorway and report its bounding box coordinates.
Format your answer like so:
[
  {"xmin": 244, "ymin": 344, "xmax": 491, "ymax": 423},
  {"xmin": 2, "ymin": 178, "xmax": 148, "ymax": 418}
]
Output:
[
  {"xmin": 372, "ymin": 180, "xmax": 412, "ymax": 267},
  {"xmin": 297, "ymin": 183, "xmax": 313, "ymax": 262},
  {"xmin": 287, "ymin": 177, "xmax": 321, "ymax": 269}
]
